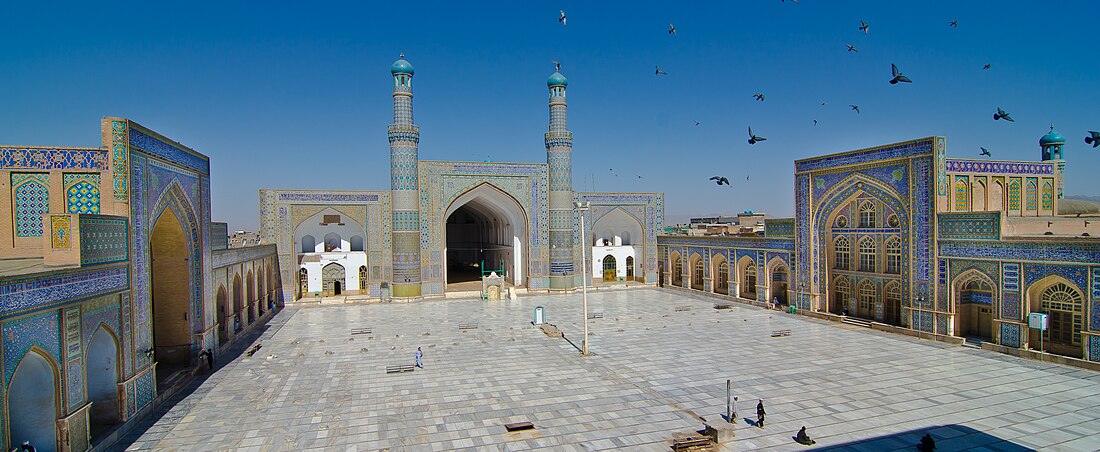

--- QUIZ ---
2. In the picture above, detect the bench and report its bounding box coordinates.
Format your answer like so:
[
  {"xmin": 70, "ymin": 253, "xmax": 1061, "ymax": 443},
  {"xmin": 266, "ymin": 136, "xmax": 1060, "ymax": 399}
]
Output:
[
  {"xmin": 504, "ymin": 421, "xmax": 535, "ymax": 432},
  {"xmin": 771, "ymin": 329, "xmax": 792, "ymax": 337},
  {"xmin": 458, "ymin": 323, "xmax": 479, "ymax": 330},
  {"xmin": 350, "ymin": 328, "xmax": 372, "ymax": 335},
  {"xmin": 675, "ymin": 306, "xmax": 692, "ymax": 312},
  {"xmin": 587, "ymin": 312, "xmax": 604, "ymax": 319},
  {"xmin": 246, "ymin": 344, "xmax": 262, "ymax": 357},
  {"xmin": 671, "ymin": 435, "xmax": 712, "ymax": 451},
  {"xmin": 386, "ymin": 364, "xmax": 415, "ymax": 374},
  {"xmin": 713, "ymin": 303, "xmax": 732, "ymax": 309}
]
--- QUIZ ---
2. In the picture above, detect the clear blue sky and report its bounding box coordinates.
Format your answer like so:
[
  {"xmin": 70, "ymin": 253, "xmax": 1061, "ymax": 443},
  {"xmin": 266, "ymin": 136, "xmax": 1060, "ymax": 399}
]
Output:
[{"xmin": 3, "ymin": 1, "xmax": 1098, "ymax": 229}]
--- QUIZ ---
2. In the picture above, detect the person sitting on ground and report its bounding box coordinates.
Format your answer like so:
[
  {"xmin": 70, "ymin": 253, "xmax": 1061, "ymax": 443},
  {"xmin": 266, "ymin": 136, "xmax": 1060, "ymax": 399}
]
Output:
[
  {"xmin": 917, "ymin": 433, "xmax": 936, "ymax": 451},
  {"xmin": 795, "ymin": 426, "xmax": 816, "ymax": 445}
]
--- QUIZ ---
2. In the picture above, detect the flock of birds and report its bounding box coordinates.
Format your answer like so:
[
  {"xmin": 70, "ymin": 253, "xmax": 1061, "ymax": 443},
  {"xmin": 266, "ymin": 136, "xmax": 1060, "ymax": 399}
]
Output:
[{"xmin": 555, "ymin": 6, "xmax": 1097, "ymax": 190}]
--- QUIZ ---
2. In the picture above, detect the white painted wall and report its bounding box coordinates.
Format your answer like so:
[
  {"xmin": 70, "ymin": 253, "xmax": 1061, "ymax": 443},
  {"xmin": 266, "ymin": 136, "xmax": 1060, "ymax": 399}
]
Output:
[
  {"xmin": 300, "ymin": 251, "xmax": 368, "ymax": 294},
  {"xmin": 591, "ymin": 245, "xmax": 637, "ymax": 280}
]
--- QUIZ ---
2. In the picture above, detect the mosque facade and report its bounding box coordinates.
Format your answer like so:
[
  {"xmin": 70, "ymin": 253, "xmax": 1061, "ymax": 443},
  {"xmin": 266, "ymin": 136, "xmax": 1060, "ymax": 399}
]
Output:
[
  {"xmin": 0, "ymin": 120, "xmax": 280, "ymax": 450},
  {"xmin": 259, "ymin": 57, "xmax": 665, "ymax": 300},
  {"xmin": 658, "ymin": 133, "xmax": 1100, "ymax": 364}
]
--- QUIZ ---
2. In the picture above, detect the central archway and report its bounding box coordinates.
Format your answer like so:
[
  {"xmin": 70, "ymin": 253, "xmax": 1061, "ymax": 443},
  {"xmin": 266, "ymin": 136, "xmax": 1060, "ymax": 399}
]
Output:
[
  {"xmin": 150, "ymin": 206, "xmax": 192, "ymax": 375},
  {"xmin": 442, "ymin": 183, "xmax": 528, "ymax": 291}
]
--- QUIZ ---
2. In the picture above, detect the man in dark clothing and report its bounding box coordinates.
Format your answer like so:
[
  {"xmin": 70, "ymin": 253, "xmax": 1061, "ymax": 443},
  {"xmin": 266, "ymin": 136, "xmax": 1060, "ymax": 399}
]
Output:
[
  {"xmin": 756, "ymin": 399, "xmax": 766, "ymax": 428},
  {"xmin": 795, "ymin": 426, "xmax": 816, "ymax": 445},
  {"xmin": 203, "ymin": 348, "xmax": 214, "ymax": 371},
  {"xmin": 918, "ymin": 433, "xmax": 936, "ymax": 451}
]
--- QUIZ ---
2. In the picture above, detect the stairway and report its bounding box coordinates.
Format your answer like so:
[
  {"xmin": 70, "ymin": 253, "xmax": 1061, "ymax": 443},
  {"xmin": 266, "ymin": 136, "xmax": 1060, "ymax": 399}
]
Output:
[{"xmin": 841, "ymin": 316, "xmax": 872, "ymax": 328}]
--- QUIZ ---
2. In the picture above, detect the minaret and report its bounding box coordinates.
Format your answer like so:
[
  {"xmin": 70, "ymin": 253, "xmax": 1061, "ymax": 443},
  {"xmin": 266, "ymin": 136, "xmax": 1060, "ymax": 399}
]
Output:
[
  {"xmin": 388, "ymin": 54, "xmax": 421, "ymax": 297},
  {"xmin": 1039, "ymin": 125, "xmax": 1066, "ymax": 200},
  {"xmin": 545, "ymin": 68, "xmax": 575, "ymax": 289}
]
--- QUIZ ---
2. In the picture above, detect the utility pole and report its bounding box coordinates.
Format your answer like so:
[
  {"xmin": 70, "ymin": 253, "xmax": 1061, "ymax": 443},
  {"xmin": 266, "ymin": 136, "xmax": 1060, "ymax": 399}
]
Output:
[{"xmin": 575, "ymin": 201, "xmax": 591, "ymax": 356}]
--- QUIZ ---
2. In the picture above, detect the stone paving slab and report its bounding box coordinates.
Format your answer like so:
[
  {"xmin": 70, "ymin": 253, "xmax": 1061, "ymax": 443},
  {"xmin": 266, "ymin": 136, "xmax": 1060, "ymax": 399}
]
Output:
[{"xmin": 120, "ymin": 289, "xmax": 1100, "ymax": 451}]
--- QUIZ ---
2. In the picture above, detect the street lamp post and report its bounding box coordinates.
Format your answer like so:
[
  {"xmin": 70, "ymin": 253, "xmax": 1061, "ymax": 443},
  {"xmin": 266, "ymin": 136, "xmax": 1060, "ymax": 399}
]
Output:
[{"xmin": 575, "ymin": 201, "xmax": 591, "ymax": 356}]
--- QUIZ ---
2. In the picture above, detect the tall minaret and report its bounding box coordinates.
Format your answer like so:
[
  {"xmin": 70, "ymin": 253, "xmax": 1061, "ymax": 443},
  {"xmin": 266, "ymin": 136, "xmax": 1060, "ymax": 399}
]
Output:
[
  {"xmin": 1039, "ymin": 125, "xmax": 1066, "ymax": 200},
  {"xmin": 545, "ymin": 67, "xmax": 575, "ymax": 289},
  {"xmin": 388, "ymin": 54, "xmax": 421, "ymax": 297}
]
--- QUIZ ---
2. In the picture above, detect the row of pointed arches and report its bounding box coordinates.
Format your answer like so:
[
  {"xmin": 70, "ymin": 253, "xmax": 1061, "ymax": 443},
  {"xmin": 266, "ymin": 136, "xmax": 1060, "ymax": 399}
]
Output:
[
  {"xmin": 215, "ymin": 262, "xmax": 278, "ymax": 345},
  {"xmin": 665, "ymin": 251, "xmax": 789, "ymax": 304},
  {"xmin": 952, "ymin": 176, "xmax": 1055, "ymax": 213}
]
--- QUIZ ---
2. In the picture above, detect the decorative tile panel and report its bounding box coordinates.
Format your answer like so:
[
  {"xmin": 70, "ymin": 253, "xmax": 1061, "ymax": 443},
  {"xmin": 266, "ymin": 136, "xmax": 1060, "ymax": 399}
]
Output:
[
  {"xmin": 1, "ymin": 147, "xmax": 109, "ymax": 171},
  {"xmin": 0, "ymin": 265, "xmax": 129, "ymax": 316},
  {"xmin": 63, "ymin": 306, "xmax": 84, "ymax": 410},
  {"xmin": 945, "ymin": 159, "xmax": 1054, "ymax": 175},
  {"xmin": 79, "ymin": 215, "xmax": 129, "ymax": 266},
  {"xmin": 3, "ymin": 310, "xmax": 62, "ymax": 386},
  {"xmin": 1000, "ymin": 322, "xmax": 1022, "ymax": 348},
  {"xmin": 128, "ymin": 127, "xmax": 210, "ymax": 174},
  {"xmin": 938, "ymin": 212, "xmax": 1000, "ymax": 240},
  {"xmin": 111, "ymin": 120, "xmax": 129, "ymax": 201},
  {"xmin": 51, "ymin": 215, "xmax": 72, "ymax": 249},
  {"xmin": 12, "ymin": 173, "xmax": 49, "ymax": 237}
]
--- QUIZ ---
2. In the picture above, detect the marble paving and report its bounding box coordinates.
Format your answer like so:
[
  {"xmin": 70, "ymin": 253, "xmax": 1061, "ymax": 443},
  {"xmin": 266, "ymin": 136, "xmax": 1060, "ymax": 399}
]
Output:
[{"xmin": 120, "ymin": 289, "xmax": 1100, "ymax": 451}]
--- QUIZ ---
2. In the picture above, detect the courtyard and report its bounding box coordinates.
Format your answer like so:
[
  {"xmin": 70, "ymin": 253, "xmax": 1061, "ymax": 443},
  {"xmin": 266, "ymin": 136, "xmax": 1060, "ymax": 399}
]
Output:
[{"xmin": 119, "ymin": 289, "xmax": 1100, "ymax": 451}]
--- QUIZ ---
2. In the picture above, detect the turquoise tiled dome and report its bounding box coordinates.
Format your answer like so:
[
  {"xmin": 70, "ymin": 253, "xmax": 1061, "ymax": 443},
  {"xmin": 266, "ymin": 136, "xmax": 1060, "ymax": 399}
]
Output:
[
  {"xmin": 547, "ymin": 71, "xmax": 568, "ymax": 88},
  {"xmin": 1040, "ymin": 130, "xmax": 1065, "ymax": 146},
  {"xmin": 391, "ymin": 57, "xmax": 414, "ymax": 76}
]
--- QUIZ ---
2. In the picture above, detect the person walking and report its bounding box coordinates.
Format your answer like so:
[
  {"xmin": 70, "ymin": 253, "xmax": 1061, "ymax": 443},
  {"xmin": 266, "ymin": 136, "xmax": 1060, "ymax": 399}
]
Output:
[
  {"xmin": 756, "ymin": 399, "xmax": 766, "ymax": 428},
  {"xmin": 414, "ymin": 347, "xmax": 424, "ymax": 368}
]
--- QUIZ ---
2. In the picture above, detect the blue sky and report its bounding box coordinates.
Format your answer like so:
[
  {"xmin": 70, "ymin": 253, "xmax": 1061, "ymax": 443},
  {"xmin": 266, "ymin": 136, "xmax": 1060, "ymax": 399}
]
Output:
[{"xmin": 3, "ymin": 1, "xmax": 1098, "ymax": 229}]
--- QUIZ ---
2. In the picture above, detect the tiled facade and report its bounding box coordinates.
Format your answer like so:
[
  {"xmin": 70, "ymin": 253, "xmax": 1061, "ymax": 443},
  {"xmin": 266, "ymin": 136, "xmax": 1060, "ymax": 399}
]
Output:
[
  {"xmin": 658, "ymin": 134, "xmax": 1099, "ymax": 363},
  {"xmin": 0, "ymin": 119, "xmax": 282, "ymax": 451}
]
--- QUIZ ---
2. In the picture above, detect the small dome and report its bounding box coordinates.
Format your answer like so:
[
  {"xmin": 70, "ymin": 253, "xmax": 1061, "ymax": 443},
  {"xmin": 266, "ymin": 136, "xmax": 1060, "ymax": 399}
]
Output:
[
  {"xmin": 1040, "ymin": 129, "xmax": 1065, "ymax": 146},
  {"xmin": 547, "ymin": 71, "xmax": 568, "ymax": 88},
  {"xmin": 391, "ymin": 56, "xmax": 414, "ymax": 76}
]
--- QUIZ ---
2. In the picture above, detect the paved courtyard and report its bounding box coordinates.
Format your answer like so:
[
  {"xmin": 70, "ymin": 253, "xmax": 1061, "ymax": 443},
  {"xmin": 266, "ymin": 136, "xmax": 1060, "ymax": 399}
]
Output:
[{"xmin": 121, "ymin": 289, "xmax": 1100, "ymax": 451}]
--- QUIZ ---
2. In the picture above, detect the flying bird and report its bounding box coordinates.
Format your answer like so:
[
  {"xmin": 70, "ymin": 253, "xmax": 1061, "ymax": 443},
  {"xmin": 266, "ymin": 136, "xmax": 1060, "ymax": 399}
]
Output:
[
  {"xmin": 982, "ymin": 64, "xmax": 991, "ymax": 70},
  {"xmin": 709, "ymin": 176, "xmax": 731, "ymax": 186},
  {"xmin": 693, "ymin": 120, "xmax": 701, "ymax": 126},
  {"xmin": 559, "ymin": 9, "xmax": 566, "ymax": 27},
  {"xmin": 747, "ymin": 127, "xmax": 766, "ymax": 145},
  {"xmin": 1085, "ymin": 131, "xmax": 1100, "ymax": 148},
  {"xmin": 889, "ymin": 64, "xmax": 912, "ymax": 84},
  {"xmin": 636, "ymin": 174, "xmax": 645, "ymax": 179},
  {"xmin": 980, "ymin": 147, "xmax": 991, "ymax": 157},
  {"xmin": 668, "ymin": 23, "xmax": 676, "ymax": 37},
  {"xmin": 753, "ymin": 93, "xmax": 765, "ymax": 101},
  {"xmin": 655, "ymin": 66, "xmax": 668, "ymax": 76},
  {"xmin": 950, "ymin": 20, "xmax": 958, "ymax": 27},
  {"xmin": 993, "ymin": 107, "xmax": 1014, "ymax": 122},
  {"xmin": 859, "ymin": 20, "xmax": 869, "ymax": 34},
  {"xmin": 813, "ymin": 119, "xmax": 818, "ymax": 126},
  {"xmin": 850, "ymin": 104, "xmax": 860, "ymax": 113},
  {"xmin": 845, "ymin": 44, "xmax": 858, "ymax": 52}
]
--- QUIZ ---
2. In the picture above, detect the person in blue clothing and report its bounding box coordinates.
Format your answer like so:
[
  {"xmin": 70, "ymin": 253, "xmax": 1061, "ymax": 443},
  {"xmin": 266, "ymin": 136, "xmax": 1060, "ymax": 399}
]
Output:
[{"xmin": 414, "ymin": 347, "xmax": 423, "ymax": 368}]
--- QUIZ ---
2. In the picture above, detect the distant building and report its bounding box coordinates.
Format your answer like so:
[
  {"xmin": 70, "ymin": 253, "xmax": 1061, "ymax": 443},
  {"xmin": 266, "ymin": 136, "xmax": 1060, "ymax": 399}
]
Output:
[{"xmin": 228, "ymin": 230, "xmax": 261, "ymax": 248}]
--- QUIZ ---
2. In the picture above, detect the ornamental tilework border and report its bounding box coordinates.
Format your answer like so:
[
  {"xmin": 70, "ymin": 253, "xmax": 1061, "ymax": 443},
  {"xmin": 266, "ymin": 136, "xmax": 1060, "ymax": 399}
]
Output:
[
  {"xmin": 1, "ymin": 147, "xmax": 109, "ymax": 171},
  {"xmin": 945, "ymin": 159, "xmax": 1054, "ymax": 175},
  {"xmin": 81, "ymin": 294, "xmax": 121, "ymax": 350},
  {"xmin": 111, "ymin": 121, "xmax": 129, "ymax": 201},
  {"xmin": 796, "ymin": 138, "xmax": 935, "ymax": 173},
  {"xmin": 130, "ymin": 153, "xmax": 151, "ymax": 370},
  {"xmin": 1000, "ymin": 322, "xmax": 1022, "ymax": 348},
  {"xmin": 1001, "ymin": 292, "xmax": 1021, "ymax": 321},
  {"xmin": 1091, "ymin": 267, "xmax": 1100, "ymax": 330},
  {"xmin": 135, "ymin": 368, "xmax": 155, "ymax": 411},
  {"xmin": 3, "ymin": 310, "xmax": 62, "ymax": 386},
  {"xmin": 1003, "ymin": 263, "xmax": 1020, "ymax": 292},
  {"xmin": 0, "ymin": 265, "xmax": 129, "ymax": 317},
  {"xmin": 63, "ymin": 306, "xmax": 83, "ymax": 411},
  {"xmin": 121, "ymin": 292, "xmax": 132, "ymax": 376},
  {"xmin": 128, "ymin": 127, "xmax": 209, "ymax": 175}
]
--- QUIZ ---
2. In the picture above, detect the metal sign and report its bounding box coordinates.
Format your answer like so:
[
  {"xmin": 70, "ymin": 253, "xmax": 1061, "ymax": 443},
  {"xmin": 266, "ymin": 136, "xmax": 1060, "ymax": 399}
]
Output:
[{"xmin": 1028, "ymin": 312, "xmax": 1049, "ymax": 331}]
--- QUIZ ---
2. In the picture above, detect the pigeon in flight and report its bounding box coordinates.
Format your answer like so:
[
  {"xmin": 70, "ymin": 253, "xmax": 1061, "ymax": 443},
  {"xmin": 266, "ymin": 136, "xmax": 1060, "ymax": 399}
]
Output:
[
  {"xmin": 559, "ymin": 10, "xmax": 566, "ymax": 27},
  {"xmin": 950, "ymin": 20, "xmax": 958, "ymax": 27},
  {"xmin": 846, "ymin": 44, "xmax": 858, "ymax": 52},
  {"xmin": 813, "ymin": 119, "xmax": 818, "ymax": 126},
  {"xmin": 709, "ymin": 176, "xmax": 731, "ymax": 186},
  {"xmin": 637, "ymin": 174, "xmax": 645, "ymax": 179},
  {"xmin": 693, "ymin": 120, "xmax": 701, "ymax": 126},
  {"xmin": 753, "ymin": 93, "xmax": 765, "ymax": 101},
  {"xmin": 655, "ymin": 66, "xmax": 668, "ymax": 76},
  {"xmin": 668, "ymin": 23, "xmax": 676, "ymax": 37},
  {"xmin": 747, "ymin": 127, "xmax": 766, "ymax": 145},
  {"xmin": 993, "ymin": 107, "xmax": 1014, "ymax": 122},
  {"xmin": 1085, "ymin": 131, "xmax": 1100, "ymax": 148},
  {"xmin": 859, "ymin": 20, "xmax": 870, "ymax": 34},
  {"xmin": 980, "ymin": 147, "xmax": 991, "ymax": 157},
  {"xmin": 889, "ymin": 64, "xmax": 912, "ymax": 84},
  {"xmin": 850, "ymin": 104, "xmax": 860, "ymax": 113},
  {"xmin": 983, "ymin": 64, "xmax": 991, "ymax": 70}
]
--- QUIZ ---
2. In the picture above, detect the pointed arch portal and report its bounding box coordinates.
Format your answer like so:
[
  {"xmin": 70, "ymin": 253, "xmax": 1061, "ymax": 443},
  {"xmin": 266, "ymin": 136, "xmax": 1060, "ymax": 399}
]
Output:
[{"xmin": 443, "ymin": 183, "xmax": 528, "ymax": 290}]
